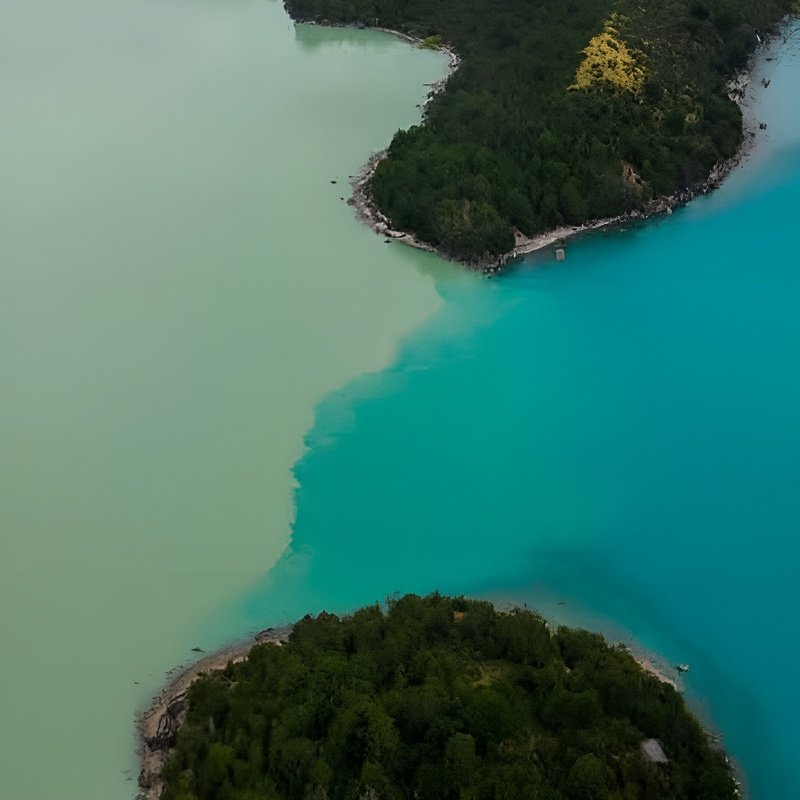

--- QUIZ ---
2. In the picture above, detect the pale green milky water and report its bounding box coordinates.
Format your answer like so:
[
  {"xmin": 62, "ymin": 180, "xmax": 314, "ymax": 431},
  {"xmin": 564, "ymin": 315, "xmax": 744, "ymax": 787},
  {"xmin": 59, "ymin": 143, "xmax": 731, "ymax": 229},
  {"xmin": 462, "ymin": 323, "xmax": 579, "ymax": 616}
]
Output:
[{"xmin": 0, "ymin": 2, "xmax": 448, "ymax": 797}]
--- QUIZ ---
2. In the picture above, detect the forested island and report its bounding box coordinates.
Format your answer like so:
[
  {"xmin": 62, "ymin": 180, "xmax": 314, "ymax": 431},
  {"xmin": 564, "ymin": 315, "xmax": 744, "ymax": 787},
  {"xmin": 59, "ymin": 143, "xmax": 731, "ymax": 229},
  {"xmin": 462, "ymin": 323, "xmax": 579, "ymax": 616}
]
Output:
[
  {"xmin": 285, "ymin": 0, "xmax": 791, "ymax": 264},
  {"xmin": 151, "ymin": 594, "xmax": 738, "ymax": 800}
]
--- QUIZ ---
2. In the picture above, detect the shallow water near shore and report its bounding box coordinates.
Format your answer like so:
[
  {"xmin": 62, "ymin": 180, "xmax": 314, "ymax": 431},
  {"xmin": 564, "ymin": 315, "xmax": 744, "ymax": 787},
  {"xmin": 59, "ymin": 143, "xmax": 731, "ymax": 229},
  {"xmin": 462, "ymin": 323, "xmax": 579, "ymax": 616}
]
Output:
[
  {"xmin": 234, "ymin": 26, "xmax": 800, "ymax": 800},
  {"xmin": 0, "ymin": 2, "xmax": 448, "ymax": 798}
]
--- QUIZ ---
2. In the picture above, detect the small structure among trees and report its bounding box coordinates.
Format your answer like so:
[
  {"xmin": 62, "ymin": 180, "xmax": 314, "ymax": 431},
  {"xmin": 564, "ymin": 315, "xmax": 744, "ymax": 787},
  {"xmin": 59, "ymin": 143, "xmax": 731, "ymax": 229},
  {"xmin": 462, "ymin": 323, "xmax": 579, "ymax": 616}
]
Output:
[
  {"xmin": 159, "ymin": 594, "xmax": 738, "ymax": 800},
  {"xmin": 641, "ymin": 737, "xmax": 670, "ymax": 764}
]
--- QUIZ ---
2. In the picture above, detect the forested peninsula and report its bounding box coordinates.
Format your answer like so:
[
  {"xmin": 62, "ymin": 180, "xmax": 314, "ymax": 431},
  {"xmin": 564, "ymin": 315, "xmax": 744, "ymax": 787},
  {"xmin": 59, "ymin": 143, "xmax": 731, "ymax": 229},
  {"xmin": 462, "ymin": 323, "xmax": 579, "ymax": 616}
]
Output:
[
  {"xmin": 286, "ymin": 0, "xmax": 792, "ymax": 265},
  {"xmin": 151, "ymin": 595, "xmax": 738, "ymax": 800}
]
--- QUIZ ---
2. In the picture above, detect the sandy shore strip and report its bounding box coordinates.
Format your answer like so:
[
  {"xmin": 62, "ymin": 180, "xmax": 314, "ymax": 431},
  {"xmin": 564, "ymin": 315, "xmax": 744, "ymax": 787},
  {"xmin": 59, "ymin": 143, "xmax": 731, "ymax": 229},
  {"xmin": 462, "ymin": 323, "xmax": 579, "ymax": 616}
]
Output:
[
  {"xmin": 628, "ymin": 649, "xmax": 680, "ymax": 691},
  {"xmin": 136, "ymin": 626, "xmax": 292, "ymax": 800},
  {"xmin": 346, "ymin": 19, "xmax": 790, "ymax": 273}
]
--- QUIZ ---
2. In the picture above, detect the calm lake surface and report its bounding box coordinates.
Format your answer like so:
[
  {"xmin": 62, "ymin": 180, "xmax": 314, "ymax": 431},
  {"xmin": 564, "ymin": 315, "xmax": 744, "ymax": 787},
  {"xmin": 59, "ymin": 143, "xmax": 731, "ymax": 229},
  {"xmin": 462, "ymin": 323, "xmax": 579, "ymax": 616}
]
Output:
[
  {"xmin": 2, "ymin": 2, "xmax": 799, "ymax": 799},
  {"xmin": 237, "ymin": 26, "xmax": 800, "ymax": 800}
]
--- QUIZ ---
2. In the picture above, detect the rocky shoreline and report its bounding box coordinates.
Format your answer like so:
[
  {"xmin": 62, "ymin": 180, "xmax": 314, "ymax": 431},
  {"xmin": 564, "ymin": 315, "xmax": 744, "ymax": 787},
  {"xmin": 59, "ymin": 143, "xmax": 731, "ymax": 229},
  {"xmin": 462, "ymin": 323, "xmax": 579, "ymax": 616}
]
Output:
[
  {"xmin": 133, "ymin": 611, "xmax": 748, "ymax": 799},
  {"xmin": 343, "ymin": 22, "xmax": 786, "ymax": 275},
  {"xmin": 343, "ymin": 29, "xmax": 462, "ymax": 261},
  {"xmin": 135, "ymin": 626, "xmax": 292, "ymax": 800}
]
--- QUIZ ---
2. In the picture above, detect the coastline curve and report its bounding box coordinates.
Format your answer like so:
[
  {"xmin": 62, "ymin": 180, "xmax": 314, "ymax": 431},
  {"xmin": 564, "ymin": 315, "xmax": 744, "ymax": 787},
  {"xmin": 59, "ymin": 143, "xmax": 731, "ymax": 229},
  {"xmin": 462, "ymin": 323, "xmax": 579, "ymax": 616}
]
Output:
[{"xmin": 299, "ymin": 14, "xmax": 798, "ymax": 273}]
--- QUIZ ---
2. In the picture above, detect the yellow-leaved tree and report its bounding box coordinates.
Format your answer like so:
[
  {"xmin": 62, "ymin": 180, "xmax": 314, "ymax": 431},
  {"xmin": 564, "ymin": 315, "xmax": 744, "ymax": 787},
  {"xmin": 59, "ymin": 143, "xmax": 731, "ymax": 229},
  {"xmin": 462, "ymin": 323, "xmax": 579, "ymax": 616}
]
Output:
[{"xmin": 570, "ymin": 14, "xmax": 646, "ymax": 95}]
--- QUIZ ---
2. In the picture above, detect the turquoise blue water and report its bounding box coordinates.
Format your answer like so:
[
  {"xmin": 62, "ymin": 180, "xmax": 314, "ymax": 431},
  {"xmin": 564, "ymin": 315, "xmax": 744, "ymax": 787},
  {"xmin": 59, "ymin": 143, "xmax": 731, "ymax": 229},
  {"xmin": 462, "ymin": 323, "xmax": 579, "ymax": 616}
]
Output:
[
  {"xmin": 219, "ymin": 33, "xmax": 800, "ymax": 800},
  {"xmin": 5, "ymin": 2, "xmax": 796, "ymax": 797}
]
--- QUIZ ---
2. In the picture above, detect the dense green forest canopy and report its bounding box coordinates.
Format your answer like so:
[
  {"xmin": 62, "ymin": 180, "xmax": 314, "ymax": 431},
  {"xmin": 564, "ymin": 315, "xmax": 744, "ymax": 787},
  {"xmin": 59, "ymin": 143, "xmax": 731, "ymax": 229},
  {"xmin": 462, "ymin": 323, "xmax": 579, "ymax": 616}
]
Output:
[
  {"xmin": 284, "ymin": 0, "xmax": 791, "ymax": 262},
  {"xmin": 161, "ymin": 594, "xmax": 737, "ymax": 800}
]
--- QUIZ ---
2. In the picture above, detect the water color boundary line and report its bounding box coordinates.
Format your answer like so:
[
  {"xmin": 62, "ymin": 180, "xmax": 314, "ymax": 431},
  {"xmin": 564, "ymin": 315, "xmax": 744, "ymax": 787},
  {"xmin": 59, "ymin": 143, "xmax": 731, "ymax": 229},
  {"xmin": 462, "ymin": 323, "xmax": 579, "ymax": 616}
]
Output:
[{"xmin": 131, "ymin": 16, "xmax": 791, "ymax": 794}]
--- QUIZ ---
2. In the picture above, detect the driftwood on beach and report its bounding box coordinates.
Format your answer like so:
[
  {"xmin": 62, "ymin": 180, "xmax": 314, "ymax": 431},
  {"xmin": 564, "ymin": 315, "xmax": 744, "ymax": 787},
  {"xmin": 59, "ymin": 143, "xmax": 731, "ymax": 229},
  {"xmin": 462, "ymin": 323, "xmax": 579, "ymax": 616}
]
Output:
[{"xmin": 136, "ymin": 626, "xmax": 292, "ymax": 800}]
